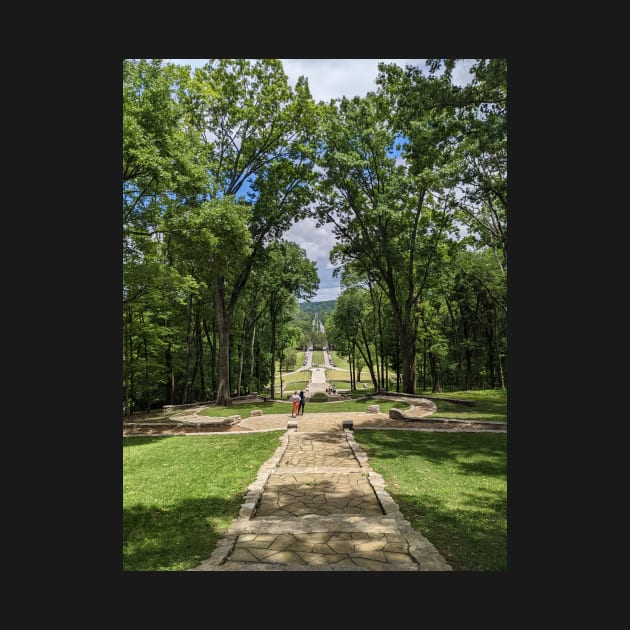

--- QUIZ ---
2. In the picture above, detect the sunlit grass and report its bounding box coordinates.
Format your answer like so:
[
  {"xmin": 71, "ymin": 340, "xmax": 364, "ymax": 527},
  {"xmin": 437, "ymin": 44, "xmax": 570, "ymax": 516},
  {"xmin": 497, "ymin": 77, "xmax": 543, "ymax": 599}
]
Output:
[
  {"xmin": 353, "ymin": 429, "xmax": 507, "ymax": 571},
  {"xmin": 310, "ymin": 350, "xmax": 325, "ymax": 366},
  {"xmin": 123, "ymin": 432, "xmax": 283, "ymax": 571}
]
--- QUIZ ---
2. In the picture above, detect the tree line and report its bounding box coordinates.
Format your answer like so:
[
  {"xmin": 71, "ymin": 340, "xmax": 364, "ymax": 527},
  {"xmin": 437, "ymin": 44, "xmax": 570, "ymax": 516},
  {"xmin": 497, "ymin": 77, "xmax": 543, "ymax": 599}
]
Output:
[{"xmin": 123, "ymin": 58, "xmax": 506, "ymax": 415}]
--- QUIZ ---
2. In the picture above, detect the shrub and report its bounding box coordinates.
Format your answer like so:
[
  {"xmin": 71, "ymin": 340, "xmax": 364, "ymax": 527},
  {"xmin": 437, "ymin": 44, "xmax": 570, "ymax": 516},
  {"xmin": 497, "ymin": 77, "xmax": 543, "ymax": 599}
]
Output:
[{"xmin": 309, "ymin": 392, "xmax": 328, "ymax": 403}]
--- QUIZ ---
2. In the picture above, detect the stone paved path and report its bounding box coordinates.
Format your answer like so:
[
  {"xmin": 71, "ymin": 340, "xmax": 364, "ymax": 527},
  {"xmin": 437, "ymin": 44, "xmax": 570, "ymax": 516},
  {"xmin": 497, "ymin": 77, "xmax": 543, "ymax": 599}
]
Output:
[{"xmin": 189, "ymin": 426, "xmax": 453, "ymax": 571}]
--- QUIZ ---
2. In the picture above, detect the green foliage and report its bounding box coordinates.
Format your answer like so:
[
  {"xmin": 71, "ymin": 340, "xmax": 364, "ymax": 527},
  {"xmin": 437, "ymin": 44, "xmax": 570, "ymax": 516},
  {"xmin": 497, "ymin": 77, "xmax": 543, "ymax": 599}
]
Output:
[
  {"xmin": 123, "ymin": 58, "xmax": 506, "ymax": 411},
  {"xmin": 282, "ymin": 347, "xmax": 298, "ymax": 371},
  {"xmin": 309, "ymin": 392, "xmax": 328, "ymax": 402}
]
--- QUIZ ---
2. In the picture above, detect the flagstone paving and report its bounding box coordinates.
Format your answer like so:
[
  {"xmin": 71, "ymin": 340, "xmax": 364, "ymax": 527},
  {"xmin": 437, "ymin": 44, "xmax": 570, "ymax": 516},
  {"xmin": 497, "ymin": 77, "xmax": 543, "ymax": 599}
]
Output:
[{"xmin": 189, "ymin": 426, "xmax": 453, "ymax": 571}]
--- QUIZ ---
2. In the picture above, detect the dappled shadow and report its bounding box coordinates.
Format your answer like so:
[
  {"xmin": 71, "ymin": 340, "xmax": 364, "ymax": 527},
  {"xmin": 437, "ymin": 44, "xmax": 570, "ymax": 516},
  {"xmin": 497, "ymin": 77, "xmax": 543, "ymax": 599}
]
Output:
[
  {"xmin": 354, "ymin": 429, "xmax": 507, "ymax": 477},
  {"xmin": 394, "ymin": 487, "xmax": 507, "ymax": 571},
  {"xmin": 123, "ymin": 494, "xmax": 243, "ymax": 571},
  {"xmin": 352, "ymin": 429, "xmax": 507, "ymax": 570},
  {"xmin": 430, "ymin": 396, "xmax": 506, "ymax": 420},
  {"xmin": 255, "ymin": 474, "xmax": 384, "ymax": 517},
  {"xmin": 289, "ymin": 432, "xmax": 347, "ymax": 445}
]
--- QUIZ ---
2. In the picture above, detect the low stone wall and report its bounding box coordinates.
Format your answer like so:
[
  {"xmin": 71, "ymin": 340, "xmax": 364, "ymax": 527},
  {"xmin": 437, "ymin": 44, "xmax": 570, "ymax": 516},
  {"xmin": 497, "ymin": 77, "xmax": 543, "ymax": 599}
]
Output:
[
  {"xmin": 162, "ymin": 393, "xmax": 262, "ymax": 414},
  {"xmin": 388, "ymin": 398, "xmax": 437, "ymax": 420},
  {"xmin": 372, "ymin": 390, "xmax": 475, "ymax": 407},
  {"xmin": 125, "ymin": 414, "xmax": 242, "ymax": 432}
]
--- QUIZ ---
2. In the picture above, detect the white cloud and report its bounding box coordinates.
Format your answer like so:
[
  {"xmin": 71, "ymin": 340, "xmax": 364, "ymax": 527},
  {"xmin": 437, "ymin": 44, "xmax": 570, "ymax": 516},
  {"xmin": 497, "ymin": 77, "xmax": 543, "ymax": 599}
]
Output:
[
  {"xmin": 283, "ymin": 217, "xmax": 341, "ymax": 302},
  {"xmin": 279, "ymin": 59, "xmax": 425, "ymax": 103},
  {"xmin": 452, "ymin": 59, "xmax": 475, "ymax": 86}
]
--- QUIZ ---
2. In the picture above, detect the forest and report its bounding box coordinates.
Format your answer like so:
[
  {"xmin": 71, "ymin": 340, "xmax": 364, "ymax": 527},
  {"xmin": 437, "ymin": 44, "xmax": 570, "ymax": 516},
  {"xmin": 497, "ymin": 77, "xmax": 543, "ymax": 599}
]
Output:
[{"xmin": 123, "ymin": 58, "xmax": 507, "ymax": 415}]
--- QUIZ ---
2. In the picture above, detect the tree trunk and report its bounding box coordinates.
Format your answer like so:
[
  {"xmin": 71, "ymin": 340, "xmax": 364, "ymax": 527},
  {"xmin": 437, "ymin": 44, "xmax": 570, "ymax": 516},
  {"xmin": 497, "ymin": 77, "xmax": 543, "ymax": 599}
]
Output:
[
  {"xmin": 189, "ymin": 359, "xmax": 198, "ymax": 402},
  {"xmin": 429, "ymin": 351, "xmax": 442, "ymax": 393},
  {"xmin": 182, "ymin": 293, "xmax": 194, "ymax": 404},
  {"xmin": 215, "ymin": 273, "xmax": 232, "ymax": 406},
  {"xmin": 143, "ymin": 336, "xmax": 151, "ymax": 413},
  {"xmin": 397, "ymin": 322, "xmax": 416, "ymax": 394},
  {"xmin": 484, "ymin": 318, "xmax": 496, "ymax": 390},
  {"xmin": 492, "ymin": 309, "xmax": 506, "ymax": 390},
  {"xmin": 269, "ymin": 307, "xmax": 277, "ymax": 400},
  {"xmin": 279, "ymin": 361, "xmax": 283, "ymax": 399},
  {"xmin": 356, "ymin": 336, "xmax": 378, "ymax": 391},
  {"xmin": 165, "ymin": 338, "xmax": 174, "ymax": 405},
  {"xmin": 465, "ymin": 346, "xmax": 473, "ymax": 390},
  {"xmin": 196, "ymin": 308, "xmax": 205, "ymax": 400},
  {"xmin": 202, "ymin": 317, "xmax": 216, "ymax": 398},
  {"xmin": 124, "ymin": 306, "xmax": 133, "ymax": 417},
  {"xmin": 422, "ymin": 342, "xmax": 427, "ymax": 391},
  {"xmin": 237, "ymin": 317, "xmax": 247, "ymax": 396},
  {"xmin": 357, "ymin": 324, "xmax": 378, "ymax": 389},
  {"xmin": 249, "ymin": 323, "xmax": 257, "ymax": 391},
  {"xmin": 349, "ymin": 352, "xmax": 355, "ymax": 391}
]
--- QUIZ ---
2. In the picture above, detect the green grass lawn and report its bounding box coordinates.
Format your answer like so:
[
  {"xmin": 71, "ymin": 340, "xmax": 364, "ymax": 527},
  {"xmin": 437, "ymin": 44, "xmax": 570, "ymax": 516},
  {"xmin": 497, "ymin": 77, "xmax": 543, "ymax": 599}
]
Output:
[
  {"xmin": 123, "ymin": 432, "xmax": 283, "ymax": 571},
  {"xmin": 353, "ymin": 429, "xmax": 507, "ymax": 571},
  {"xmin": 424, "ymin": 389, "xmax": 507, "ymax": 423},
  {"xmin": 124, "ymin": 390, "xmax": 507, "ymax": 571}
]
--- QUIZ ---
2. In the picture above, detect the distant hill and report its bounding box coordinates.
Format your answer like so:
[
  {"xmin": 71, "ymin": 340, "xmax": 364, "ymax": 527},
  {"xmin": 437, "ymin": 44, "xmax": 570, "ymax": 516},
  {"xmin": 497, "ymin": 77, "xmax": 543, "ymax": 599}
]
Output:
[{"xmin": 299, "ymin": 299, "xmax": 336, "ymax": 318}]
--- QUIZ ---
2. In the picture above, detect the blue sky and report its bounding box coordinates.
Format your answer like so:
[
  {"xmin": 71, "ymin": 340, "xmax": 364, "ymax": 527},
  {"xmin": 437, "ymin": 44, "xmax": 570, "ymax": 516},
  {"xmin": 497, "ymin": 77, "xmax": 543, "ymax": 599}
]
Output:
[{"xmin": 167, "ymin": 59, "xmax": 474, "ymax": 301}]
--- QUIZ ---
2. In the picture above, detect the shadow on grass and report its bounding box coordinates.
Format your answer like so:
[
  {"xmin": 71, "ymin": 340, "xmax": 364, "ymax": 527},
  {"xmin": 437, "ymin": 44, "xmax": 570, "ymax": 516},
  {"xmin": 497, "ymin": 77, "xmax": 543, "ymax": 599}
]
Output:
[
  {"xmin": 123, "ymin": 433, "xmax": 284, "ymax": 571},
  {"xmin": 123, "ymin": 494, "xmax": 242, "ymax": 572},
  {"xmin": 431, "ymin": 395, "xmax": 507, "ymax": 422},
  {"xmin": 394, "ymin": 491, "xmax": 507, "ymax": 571},
  {"xmin": 355, "ymin": 430, "xmax": 507, "ymax": 476},
  {"xmin": 354, "ymin": 429, "xmax": 507, "ymax": 571}
]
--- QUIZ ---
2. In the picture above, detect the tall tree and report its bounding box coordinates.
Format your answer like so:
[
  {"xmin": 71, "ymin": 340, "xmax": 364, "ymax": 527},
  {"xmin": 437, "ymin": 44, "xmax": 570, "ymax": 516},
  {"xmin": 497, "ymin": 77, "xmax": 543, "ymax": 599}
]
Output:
[
  {"xmin": 315, "ymin": 91, "xmax": 457, "ymax": 393},
  {"xmin": 178, "ymin": 59, "xmax": 319, "ymax": 404},
  {"xmin": 123, "ymin": 59, "xmax": 207, "ymax": 413},
  {"xmin": 260, "ymin": 240, "xmax": 318, "ymax": 400},
  {"xmin": 374, "ymin": 58, "xmax": 506, "ymax": 391}
]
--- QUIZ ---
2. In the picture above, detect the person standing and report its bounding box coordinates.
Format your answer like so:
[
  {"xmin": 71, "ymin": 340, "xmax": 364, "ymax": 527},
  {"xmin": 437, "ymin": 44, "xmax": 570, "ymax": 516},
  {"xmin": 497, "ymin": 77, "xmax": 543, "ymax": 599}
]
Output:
[
  {"xmin": 298, "ymin": 390, "xmax": 306, "ymax": 416},
  {"xmin": 289, "ymin": 391, "xmax": 300, "ymax": 418}
]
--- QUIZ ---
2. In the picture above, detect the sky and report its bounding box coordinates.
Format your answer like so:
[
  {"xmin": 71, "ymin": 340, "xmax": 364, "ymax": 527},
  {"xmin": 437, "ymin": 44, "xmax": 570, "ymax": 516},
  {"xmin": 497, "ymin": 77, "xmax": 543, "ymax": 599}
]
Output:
[{"xmin": 168, "ymin": 59, "xmax": 475, "ymax": 302}]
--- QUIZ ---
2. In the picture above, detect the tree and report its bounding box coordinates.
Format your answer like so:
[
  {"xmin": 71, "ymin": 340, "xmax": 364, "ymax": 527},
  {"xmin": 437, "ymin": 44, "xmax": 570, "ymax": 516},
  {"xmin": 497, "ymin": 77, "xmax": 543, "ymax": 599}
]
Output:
[
  {"xmin": 315, "ymin": 91, "xmax": 458, "ymax": 394},
  {"xmin": 123, "ymin": 59, "xmax": 208, "ymax": 413},
  {"xmin": 178, "ymin": 59, "xmax": 320, "ymax": 405},
  {"xmin": 330, "ymin": 285, "xmax": 392, "ymax": 391},
  {"xmin": 165, "ymin": 195, "xmax": 254, "ymax": 402},
  {"xmin": 260, "ymin": 240, "xmax": 318, "ymax": 400},
  {"xmin": 374, "ymin": 59, "xmax": 506, "ymax": 392}
]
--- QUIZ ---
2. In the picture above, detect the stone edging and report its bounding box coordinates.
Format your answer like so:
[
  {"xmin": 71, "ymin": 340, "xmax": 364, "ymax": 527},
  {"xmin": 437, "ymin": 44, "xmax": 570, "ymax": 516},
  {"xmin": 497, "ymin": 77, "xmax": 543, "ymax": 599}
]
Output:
[{"xmin": 190, "ymin": 428, "xmax": 452, "ymax": 571}]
